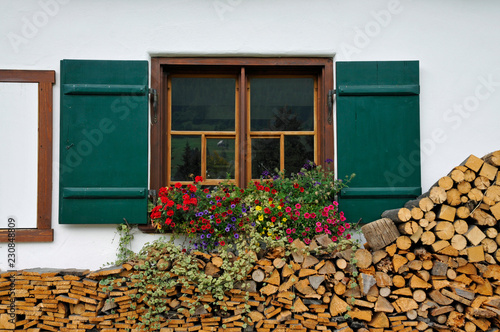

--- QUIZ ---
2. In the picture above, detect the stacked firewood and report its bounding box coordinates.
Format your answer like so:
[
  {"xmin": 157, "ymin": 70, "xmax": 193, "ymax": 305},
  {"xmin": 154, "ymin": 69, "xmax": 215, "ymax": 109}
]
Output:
[
  {"xmin": 361, "ymin": 151, "xmax": 500, "ymax": 332},
  {"xmin": 1, "ymin": 150, "xmax": 499, "ymax": 332}
]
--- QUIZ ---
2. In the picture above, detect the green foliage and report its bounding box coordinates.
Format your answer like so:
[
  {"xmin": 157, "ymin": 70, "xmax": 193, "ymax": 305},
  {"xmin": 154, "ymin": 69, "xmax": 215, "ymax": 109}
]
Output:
[{"xmin": 113, "ymin": 222, "xmax": 135, "ymax": 265}]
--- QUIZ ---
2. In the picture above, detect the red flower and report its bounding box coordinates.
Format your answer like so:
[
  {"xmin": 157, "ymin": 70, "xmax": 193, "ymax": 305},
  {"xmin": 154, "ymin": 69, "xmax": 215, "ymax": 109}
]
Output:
[
  {"xmin": 264, "ymin": 187, "xmax": 270, "ymax": 192},
  {"xmin": 264, "ymin": 207, "xmax": 271, "ymax": 214},
  {"xmin": 167, "ymin": 210, "xmax": 174, "ymax": 217},
  {"xmin": 293, "ymin": 183, "xmax": 299, "ymax": 189},
  {"xmin": 300, "ymin": 187, "xmax": 304, "ymax": 192},
  {"xmin": 195, "ymin": 176, "xmax": 203, "ymax": 183},
  {"xmin": 220, "ymin": 241, "xmax": 226, "ymax": 246},
  {"xmin": 175, "ymin": 182, "xmax": 182, "ymax": 188},
  {"xmin": 271, "ymin": 189, "xmax": 277, "ymax": 194},
  {"xmin": 271, "ymin": 216, "xmax": 276, "ymax": 222}
]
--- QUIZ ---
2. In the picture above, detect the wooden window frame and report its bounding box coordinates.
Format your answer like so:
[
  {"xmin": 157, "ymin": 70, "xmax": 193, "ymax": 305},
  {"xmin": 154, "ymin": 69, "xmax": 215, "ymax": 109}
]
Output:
[
  {"xmin": 0, "ymin": 70, "xmax": 55, "ymax": 242},
  {"xmin": 150, "ymin": 57, "xmax": 334, "ymax": 191}
]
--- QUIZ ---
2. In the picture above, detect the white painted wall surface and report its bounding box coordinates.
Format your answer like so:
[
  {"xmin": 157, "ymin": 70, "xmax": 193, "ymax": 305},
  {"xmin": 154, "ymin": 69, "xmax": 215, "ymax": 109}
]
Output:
[{"xmin": 1, "ymin": 0, "xmax": 500, "ymax": 270}]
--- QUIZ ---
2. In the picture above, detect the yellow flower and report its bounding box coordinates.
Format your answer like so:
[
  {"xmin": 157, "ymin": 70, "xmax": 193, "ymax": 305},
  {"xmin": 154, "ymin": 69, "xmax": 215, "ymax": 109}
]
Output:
[
  {"xmin": 282, "ymin": 218, "xmax": 287, "ymax": 222},
  {"xmin": 277, "ymin": 206, "xmax": 282, "ymax": 210},
  {"xmin": 255, "ymin": 206, "xmax": 262, "ymax": 211},
  {"xmin": 258, "ymin": 215, "xmax": 264, "ymax": 221}
]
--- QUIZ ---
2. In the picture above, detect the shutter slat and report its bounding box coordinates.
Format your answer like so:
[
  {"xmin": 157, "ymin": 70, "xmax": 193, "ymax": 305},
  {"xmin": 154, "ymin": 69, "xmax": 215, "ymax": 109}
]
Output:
[
  {"xmin": 62, "ymin": 84, "xmax": 147, "ymax": 95},
  {"xmin": 63, "ymin": 188, "xmax": 147, "ymax": 199}
]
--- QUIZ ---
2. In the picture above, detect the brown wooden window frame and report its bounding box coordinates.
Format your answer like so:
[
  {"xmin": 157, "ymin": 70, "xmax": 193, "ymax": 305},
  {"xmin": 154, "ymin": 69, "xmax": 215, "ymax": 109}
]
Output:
[
  {"xmin": 0, "ymin": 70, "xmax": 55, "ymax": 242},
  {"xmin": 150, "ymin": 57, "xmax": 334, "ymax": 191}
]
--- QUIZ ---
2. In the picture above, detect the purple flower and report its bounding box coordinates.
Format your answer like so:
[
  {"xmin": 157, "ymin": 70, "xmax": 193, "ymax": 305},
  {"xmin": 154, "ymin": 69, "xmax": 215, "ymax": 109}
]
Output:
[
  {"xmin": 231, "ymin": 217, "xmax": 236, "ymax": 222},
  {"xmin": 325, "ymin": 158, "xmax": 333, "ymax": 163},
  {"xmin": 206, "ymin": 194, "xmax": 212, "ymax": 198},
  {"xmin": 241, "ymin": 208, "xmax": 247, "ymax": 213},
  {"xmin": 231, "ymin": 204, "xmax": 236, "ymax": 208},
  {"xmin": 234, "ymin": 233, "xmax": 239, "ymax": 239},
  {"xmin": 207, "ymin": 234, "xmax": 211, "ymax": 238},
  {"xmin": 200, "ymin": 234, "xmax": 204, "ymax": 239},
  {"xmin": 251, "ymin": 222, "xmax": 256, "ymax": 227},
  {"xmin": 225, "ymin": 227, "xmax": 230, "ymax": 232}
]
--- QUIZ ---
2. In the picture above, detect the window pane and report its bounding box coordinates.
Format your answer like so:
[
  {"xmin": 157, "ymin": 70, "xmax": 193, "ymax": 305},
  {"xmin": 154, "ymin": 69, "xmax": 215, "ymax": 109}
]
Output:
[
  {"xmin": 284, "ymin": 135, "xmax": 314, "ymax": 176},
  {"xmin": 171, "ymin": 77, "xmax": 235, "ymax": 131},
  {"xmin": 251, "ymin": 138, "xmax": 280, "ymax": 178},
  {"xmin": 171, "ymin": 136, "xmax": 201, "ymax": 181},
  {"xmin": 206, "ymin": 138, "xmax": 235, "ymax": 180},
  {"xmin": 250, "ymin": 78, "xmax": 314, "ymax": 131}
]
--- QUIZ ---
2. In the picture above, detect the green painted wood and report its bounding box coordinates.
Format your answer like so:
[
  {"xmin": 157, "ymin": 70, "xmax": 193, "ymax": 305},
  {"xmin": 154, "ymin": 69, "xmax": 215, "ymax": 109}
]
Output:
[
  {"xmin": 63, "ymin": 188, "xmax": 148, "ymax": 199},
  {"xmin": 336, "ymin": 61, "xmax": 421, "ymax": 224},
  {"xmin": 337, "ymin": 84, "xmax": 419, "ymax": 96},
  {"xmin": 59, "ymin": 60, "xmax": 149, "ymax": 224},
  {"xmin": 62, "ymin": 84, "xmax": 147, "ymax": 95},
  {"xmin": 341, "ymin": 187, "xmax": 421, "ymax": 197}
]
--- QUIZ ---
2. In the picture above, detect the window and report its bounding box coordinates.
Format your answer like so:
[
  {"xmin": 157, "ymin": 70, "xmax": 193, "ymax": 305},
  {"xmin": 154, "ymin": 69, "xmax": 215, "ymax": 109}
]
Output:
[
  {"xmin": 59, "ymin": 59, "xmax": 420, "ymax": 227},
  {"xmin": 150, "ymin": 58, "xmax": 334, "ymax": 189},
  {"xmin": 0, "ymin": 70, "xmax": 54, "ymax": 242}
]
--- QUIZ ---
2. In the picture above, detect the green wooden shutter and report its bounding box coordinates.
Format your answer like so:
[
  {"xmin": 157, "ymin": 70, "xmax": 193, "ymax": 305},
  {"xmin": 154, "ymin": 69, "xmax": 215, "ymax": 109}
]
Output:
[
  {"xmin": 59, "ymin": 60, "xmax": 149, "ymax": 224},
  {"xmin": 336, "ymin": 61, "xmax": 421, "ymax": 224}
]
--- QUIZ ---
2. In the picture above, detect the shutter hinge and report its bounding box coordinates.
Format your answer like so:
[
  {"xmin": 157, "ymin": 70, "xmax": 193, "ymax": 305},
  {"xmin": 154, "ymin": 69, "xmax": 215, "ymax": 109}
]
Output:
[
  {"xmin": 149, "ymin": 88, "xmax": 158, "ymax": 125},
  {"xmin": 148, "ymin": 189, "xmax": 157, "ymax": 197},
  {"xmin": 327, "ymin": 89, "xmax": 336, "ymax": 125}
]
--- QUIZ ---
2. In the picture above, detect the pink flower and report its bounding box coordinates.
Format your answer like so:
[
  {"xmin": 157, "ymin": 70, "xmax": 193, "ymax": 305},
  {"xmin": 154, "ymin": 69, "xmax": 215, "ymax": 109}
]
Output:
[
  {"xmin": 304, "ymin": 213, "xmax": 310, "ymax": 219},
  {"xmin": 345, "ymin": 223, "xmax": 351, "ymax": 229},
  {"xmin": 311, "ymin": 213, "xmax": 317, "ymax": 219},
  {"xmin": 288, "ymin": 237, "xmax": 294, "ymax": 243},
  {"xmin": 328, "ymin": 204, "xmax": 335, "ymax": 210},
  {"xmin": 340, "ymin": 215, "xmax": 346, "ymax": 222},
  {"xmin": 316, "ymin": 221, "xmax": 322, "ymax": 227},
  {"xmin": 325, "ymin": 229, "xmax": 331, "ymax": 235},
  {"xmin": 304, "ymin": 238, "xmax": 311, "ymax": 244},
  {"xmin": 345, "ymin": 234, "xmax": 351, "ymax": 240},
  {"xmin": 292, "ymin": 228, "xmax": 296, "ymax": 233},
  {"xmin": 333, "ymin": 201, "xmax": 339, "ymax": 206},
  {"xmin": 331, "ymin": 236, "xmax": 337, "ymax": 242},
  {"xmin": 295, "ymin": 211, "xmax": 301, "ymax": 217},
  {"xmin": 286, "ymin": 228, "xmax": 292, "ymax": 234},
  {"xmin": 305, "ymin": 227, "xmax": 310, "ymax": 232},
  {"xmin": 339, "ymin": 226, "xmax": 345, "ymax": 233},
  {"xmin": 315, "ymin": 227, "xmax": 323, "ymax": 233},
  {"xmin": 321, "ymin": 210, "xmax": 328, "ymax": 217},
  {"xmin": 285, "ymin": 206, "xmax": 292, "ymax": 213}
]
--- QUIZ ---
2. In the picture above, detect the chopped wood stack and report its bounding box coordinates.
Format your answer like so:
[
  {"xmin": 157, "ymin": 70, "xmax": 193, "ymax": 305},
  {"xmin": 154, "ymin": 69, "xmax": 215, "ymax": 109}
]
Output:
[
  {"xmin": 1, "ymin": 150, "xmax": 500, "ymax": 332},
  {"xmin": 362, "ymin": 150, "xmax": 500, "ymax": 332}
]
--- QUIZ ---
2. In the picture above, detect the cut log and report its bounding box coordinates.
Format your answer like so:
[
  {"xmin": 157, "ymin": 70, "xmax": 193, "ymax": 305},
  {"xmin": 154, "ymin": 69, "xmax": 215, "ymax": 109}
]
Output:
[
  {"xmin": 463, "ymin": 154, "xmax": 484, "ymax": 172},
  {"xmin": 355, "ymin": 249, "xmax": 373, "ymax": 269},
  {"xmin": 471, "ymin": 209, "xmax": 496, "ymax": 227},
  {"xmin": 447, "ymin": 189, "xmax": 462, "ymax": 206},
  {"xmin": 451, "ymin": 169, "xmax": 465, "ymax": 183},
  {"xmin": 381, "ymin": 208, "xmax": 412, "ymax": 223},
  {"xmin": 454, "ymin": 219, "xmax": 469, "ymax": 234},
  {"xmin": 396, "ymin": 236, "xmax": 412, "ymax": 250},
  {"xmin": 419, "ymin": 197, "xmax": 435, "ymax": 212},
  {"xmin": 435, "ymin": 221, "xmax": 455, "ymax": 240},
  {"xmin": 483, "ymin": 150, "xmax": 500, "ymax": 167},
  {"xmin": 361, "ymin": 218, "xmax": 400, "ymax": 251},
  {"xmin": 429, "ymin": 187, "xmax": 447, "ymax": 204},
  {"xmin": 437, "ymin": 205, "xmax": 457, "ymax": 222},
  {"xmin": 457, "ymin": 181, "xmax": 472, "ymax": 194},
  {"xmin": 438, "ymin": 176, "xmax": 454, "ymax": 190}
]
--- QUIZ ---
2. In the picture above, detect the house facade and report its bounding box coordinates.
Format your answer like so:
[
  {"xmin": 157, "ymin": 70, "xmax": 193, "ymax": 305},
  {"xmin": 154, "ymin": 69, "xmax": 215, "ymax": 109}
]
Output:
[{"xmin": 1, "ymin": 0, "xmax": 500, "ymax": 270}]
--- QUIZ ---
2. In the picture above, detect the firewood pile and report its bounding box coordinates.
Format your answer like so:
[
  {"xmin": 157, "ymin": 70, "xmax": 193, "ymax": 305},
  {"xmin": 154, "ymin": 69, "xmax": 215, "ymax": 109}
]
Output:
[
  {"xmin": 0, "ymin": 150, "xmax": 499, "ymax": 332},
  {"xmin": 361, "ymin": 150, "xmax": 500, "ymax": 332}
]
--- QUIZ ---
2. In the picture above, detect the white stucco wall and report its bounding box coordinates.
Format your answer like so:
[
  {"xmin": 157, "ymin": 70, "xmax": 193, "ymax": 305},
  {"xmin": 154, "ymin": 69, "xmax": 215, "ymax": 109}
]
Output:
[{"xmin": 1, "ymin": 0, "xmax": 500, "ymax": 270}]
